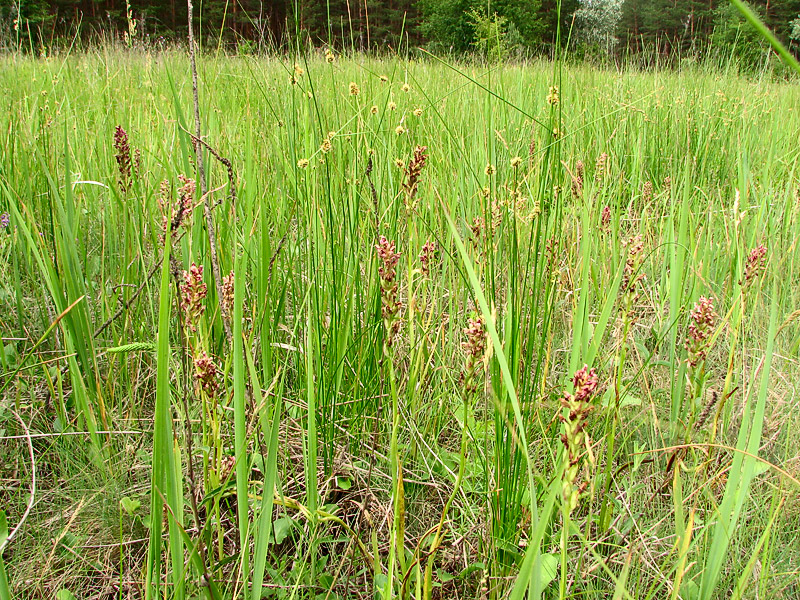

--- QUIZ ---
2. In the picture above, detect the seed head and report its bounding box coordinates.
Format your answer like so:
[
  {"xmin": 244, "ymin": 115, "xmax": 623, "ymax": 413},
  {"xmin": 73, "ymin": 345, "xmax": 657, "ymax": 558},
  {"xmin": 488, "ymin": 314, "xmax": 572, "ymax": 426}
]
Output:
[
  {"xmin": 470, "ymin": 216, "xmax": 483, "ymax": 238},
  {"xmin": 349, "ymin": 82, "xmax": 360, "ymax": 96},
  {"xmin": 600, "ymin": 205, "xmax": 611, "ymax": 233},
  {"xmin": 642, "ymin": 181, "xmax": 653, "ymax": 203},
  {"xmin": 571, "ymin": 160, "xmax": 584, "ymax": 198},
  {"xmin": 401, "ymin": 83, "xmax": 410, "ymax": 93},
  {"xmin": 595, "ymin": 152, "xmax": 609, "ymax": 185},
  {"xmin": 297, "ymin": 158, "xmax": 309, "ymax": 169},
  {"xmin": 546, "ymin": 85, "xmax": 559, "ymax": 106},
  {"xmin": 325, "ymin": 49, "xmax": 335, "ymax": 63},
  {"xmin": 222, "ymin": 271, "xmax": 234, "ymax": 317}
]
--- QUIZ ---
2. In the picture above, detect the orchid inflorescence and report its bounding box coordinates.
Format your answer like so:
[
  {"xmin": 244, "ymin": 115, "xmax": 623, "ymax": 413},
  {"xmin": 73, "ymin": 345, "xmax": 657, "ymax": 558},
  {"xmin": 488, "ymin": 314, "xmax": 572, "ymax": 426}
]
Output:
[
  {"xmin": 114, "ymin": 125, "xmax": 132, "ymax": 192},
  {"xmin": 686, "ymin": 296, "xmax": 716, "ymax": 369},
  {"xmin": 181, "ymin": 263, "xmax": 207, "ymax": 332},
  {"xmin": 740, "ymin": 244, "xmax": 767, "ymax": 288},
  {"xmin": 403, "ymin": 145, "xmax": 428, "ymax": 209},
  {"xmin": 560, "ymin": 365, "xmax": 599, "ymax": 514},
  {"xmin": 461, "ymin": 315, "xmax": 487, "ymax": 395},
  {"xmin": 418, "ymin": 240, "xmax": 436, "ymax": 277},
  {"xmin": 620, "ymin": 234, "xmax": 645, "ymax": 315},
  {"xmin": 376, "ymin": 236, "xmax": 402, "ymax": 347},
  {"xmin": 194, "ymin": 351, "xmax": 219, "ymax": 397}
]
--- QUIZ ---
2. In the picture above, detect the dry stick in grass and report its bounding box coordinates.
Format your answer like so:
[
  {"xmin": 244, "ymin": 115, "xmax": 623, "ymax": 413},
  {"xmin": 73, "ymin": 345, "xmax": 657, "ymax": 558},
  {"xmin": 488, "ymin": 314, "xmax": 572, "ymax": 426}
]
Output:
[
  {"xmin": 93, "ymin": 258, "xmax": 163, "ymax": 339},
  {"xmin": 187, "ymin": 0, "xmax": 231, "ymax": 346},
  {"xmin": 0, "ymin": 408, "xmax": 36, "ymax": 554},
  {"xmin": 94, "ymin": 182, "xmax": 226, "ymax": 342}
]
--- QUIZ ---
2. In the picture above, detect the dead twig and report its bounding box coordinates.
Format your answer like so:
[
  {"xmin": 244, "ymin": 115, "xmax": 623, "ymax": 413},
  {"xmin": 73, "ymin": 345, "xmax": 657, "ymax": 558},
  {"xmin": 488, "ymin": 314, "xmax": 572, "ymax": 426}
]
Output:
[{"xmin": 0, "ymin": 408, "xmax": 36, "ymax": 553}]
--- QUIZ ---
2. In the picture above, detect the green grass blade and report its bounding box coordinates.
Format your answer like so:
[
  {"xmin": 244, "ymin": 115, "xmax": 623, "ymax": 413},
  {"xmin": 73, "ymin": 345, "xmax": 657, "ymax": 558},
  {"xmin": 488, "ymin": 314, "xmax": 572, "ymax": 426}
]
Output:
[
  {"xmin": 698, "ymin": 279, "xmax": 779, "ymax": 598},
  {"xmin": 729, "ymin": 0, "xmax": 800, "ymax": 76},
  {"xmin": 145, "ymin": 235, "xmax": 175, "ymax": 600},
  {"xmin": 233, "ymin": 258, "xmax": 250, "ymax": 600}
]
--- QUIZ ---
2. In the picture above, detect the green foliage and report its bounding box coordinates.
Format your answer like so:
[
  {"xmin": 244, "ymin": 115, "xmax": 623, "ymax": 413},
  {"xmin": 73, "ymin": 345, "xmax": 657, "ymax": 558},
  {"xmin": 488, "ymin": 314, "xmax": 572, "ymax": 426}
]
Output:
[
  {"xmin": 468, "ymin": 9, "xmax": 523, "ymax": 61},
  {"xmin": 710, "ymin": 2, "xmax": 770, "ymax": 68},
  {"xmin": 417, "ymin": 0, "xmax": 475, "ymax": 53},
  {"xmin": 617, "ymin": 0, "xmax": 718, "ymax": 56},
  {"xmin": 573, "ymin": 0, "xmax": 623, "ymax": 59}
]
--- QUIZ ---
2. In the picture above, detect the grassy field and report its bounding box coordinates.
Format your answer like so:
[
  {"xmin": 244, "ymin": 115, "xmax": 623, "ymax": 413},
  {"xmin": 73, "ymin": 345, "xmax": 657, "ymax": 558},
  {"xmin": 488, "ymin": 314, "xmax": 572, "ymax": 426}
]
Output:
[{"xmin": 0, "ymin": 47, "xmax": 799, "ymax": 600}]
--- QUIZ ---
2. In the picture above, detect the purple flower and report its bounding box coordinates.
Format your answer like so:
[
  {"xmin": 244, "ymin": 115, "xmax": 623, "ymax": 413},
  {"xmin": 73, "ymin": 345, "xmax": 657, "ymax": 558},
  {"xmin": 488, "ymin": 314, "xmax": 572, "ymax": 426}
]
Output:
[
  {"xmin": 686, "ymin": 296, "xmax": 716, "ymax": 368},
  {"xmin": 0, "ymin": 212, "xmax": 9, "ymax": 229},
  {"xmin": 740, "ymin": 245, "xmax": 767, "ymax": 287}
]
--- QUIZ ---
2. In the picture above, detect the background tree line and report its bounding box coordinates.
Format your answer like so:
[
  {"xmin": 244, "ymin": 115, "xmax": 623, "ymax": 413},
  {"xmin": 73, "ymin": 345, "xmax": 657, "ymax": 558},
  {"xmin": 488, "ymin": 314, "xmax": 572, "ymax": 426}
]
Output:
[{"xmin": 2, "ymin": 0, "xmax": 800, "ymax": 61}]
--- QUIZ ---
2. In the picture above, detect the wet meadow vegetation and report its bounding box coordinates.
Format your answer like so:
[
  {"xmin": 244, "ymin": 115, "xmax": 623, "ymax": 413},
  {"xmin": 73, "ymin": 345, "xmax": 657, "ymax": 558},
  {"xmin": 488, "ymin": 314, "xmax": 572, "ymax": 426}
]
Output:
[{"xmin": 0, "ymin": 44, "xmax": 799, "ymax": 599}]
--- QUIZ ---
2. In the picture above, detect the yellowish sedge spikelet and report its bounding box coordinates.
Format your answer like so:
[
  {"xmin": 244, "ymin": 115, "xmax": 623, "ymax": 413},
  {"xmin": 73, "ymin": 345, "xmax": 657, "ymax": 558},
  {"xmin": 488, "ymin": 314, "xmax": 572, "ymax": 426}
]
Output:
[{"xmin": 546, "ymin": 85, "xmax": 559, "ymax": 106}]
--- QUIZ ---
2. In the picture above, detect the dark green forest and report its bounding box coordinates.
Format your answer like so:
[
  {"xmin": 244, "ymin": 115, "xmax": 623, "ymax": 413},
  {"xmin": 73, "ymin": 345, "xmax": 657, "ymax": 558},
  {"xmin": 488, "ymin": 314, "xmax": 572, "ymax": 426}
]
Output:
[{"xmin": 3, "ymin": 0, "xmax": 800, "ymax": 59}]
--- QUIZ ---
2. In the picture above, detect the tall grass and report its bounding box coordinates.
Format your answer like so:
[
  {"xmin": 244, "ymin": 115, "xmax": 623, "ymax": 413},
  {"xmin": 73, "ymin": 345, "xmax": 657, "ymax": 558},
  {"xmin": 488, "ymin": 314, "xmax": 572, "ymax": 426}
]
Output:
[{"xmin": 0, "ymin": 43, "xmax": 798, "ymax": 600}]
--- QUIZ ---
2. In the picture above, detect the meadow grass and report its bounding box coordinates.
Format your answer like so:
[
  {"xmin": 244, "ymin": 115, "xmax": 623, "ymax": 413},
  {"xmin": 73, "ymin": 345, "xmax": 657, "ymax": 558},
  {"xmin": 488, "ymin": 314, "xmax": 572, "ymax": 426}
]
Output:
[{"xmin": 0, "ymin": 47, "xmax": 799, "ymax": 599}]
